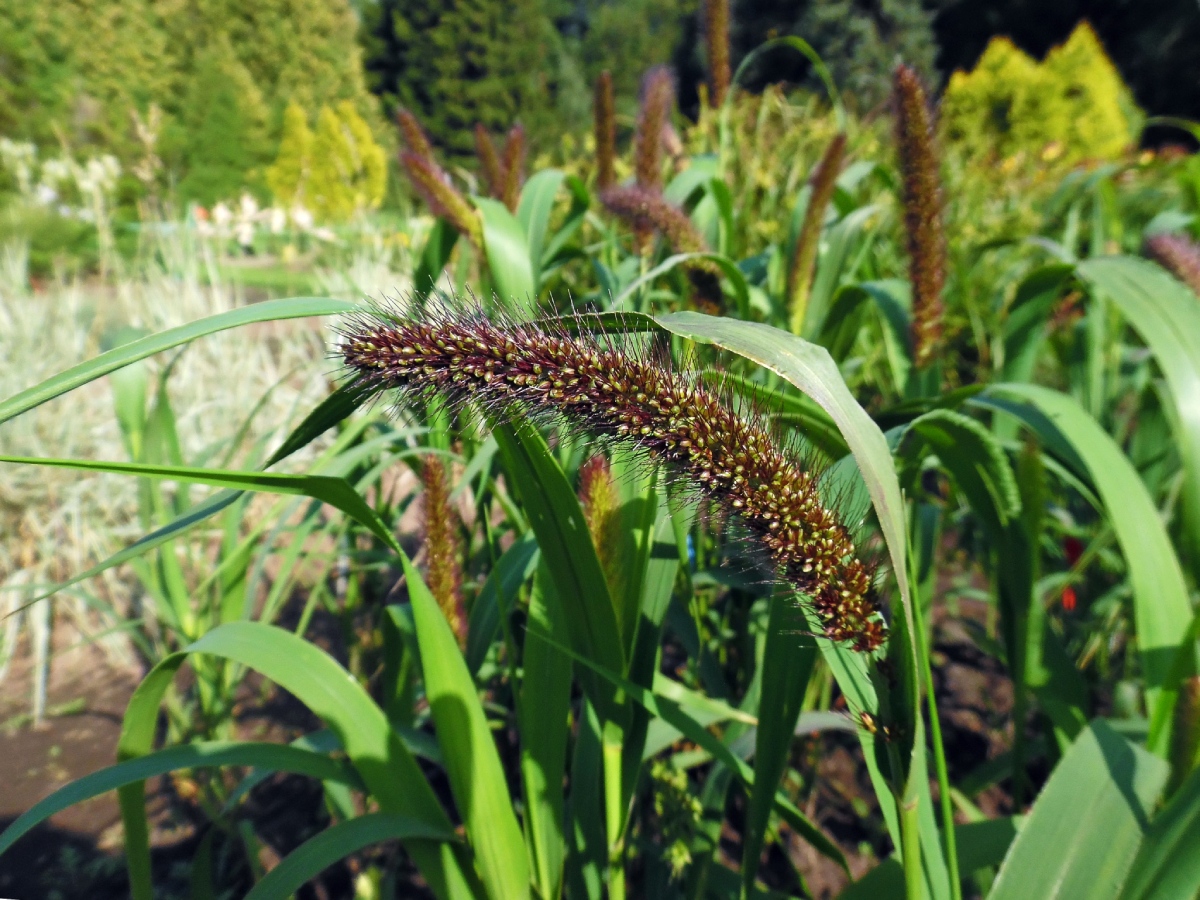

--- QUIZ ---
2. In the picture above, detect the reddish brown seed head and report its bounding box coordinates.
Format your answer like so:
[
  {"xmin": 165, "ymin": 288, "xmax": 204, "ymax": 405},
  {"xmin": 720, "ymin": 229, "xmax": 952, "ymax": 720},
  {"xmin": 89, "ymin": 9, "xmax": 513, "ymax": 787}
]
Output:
[{"xmin": 341, "ymin": 308, "xmax": 885, "ymax": 651}]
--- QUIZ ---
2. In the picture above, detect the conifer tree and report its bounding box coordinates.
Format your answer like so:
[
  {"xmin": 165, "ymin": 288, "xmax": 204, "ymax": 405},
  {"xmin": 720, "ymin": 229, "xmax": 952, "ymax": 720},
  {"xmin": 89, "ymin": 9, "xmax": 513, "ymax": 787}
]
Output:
[
  {"xmin": 362, "ymin": 0, "xmax": 553, "ymax": 157},
  {"xmin": 177, "ymin": 37, "xmax": 270, "ymax": 205}
]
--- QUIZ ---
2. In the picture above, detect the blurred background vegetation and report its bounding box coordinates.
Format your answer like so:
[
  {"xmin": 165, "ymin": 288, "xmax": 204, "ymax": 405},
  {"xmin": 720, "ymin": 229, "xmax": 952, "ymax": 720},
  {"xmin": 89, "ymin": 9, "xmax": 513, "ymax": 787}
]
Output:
[{"xmin": 1, "ymin": 0, "xmax": 1197, "ymax": 225}]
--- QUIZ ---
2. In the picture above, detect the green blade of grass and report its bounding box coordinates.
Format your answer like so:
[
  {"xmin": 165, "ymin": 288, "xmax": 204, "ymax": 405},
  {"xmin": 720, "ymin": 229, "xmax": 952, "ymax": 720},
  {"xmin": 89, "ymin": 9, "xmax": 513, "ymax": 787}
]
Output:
[
  {"xmin": 404, "ymin": 552, "xmax": 531, "ymax": 900},
  {"xmin": 976, "ymin": 384, "xmax": 1194, "ymax": 754},
  {"xmin": 516, "ymin": 169, "xmax": 565, "ymax": 293},
  {"xmin": 742, "ymin": 595, "xmax": 817, "ymax": 895},
  {"xmin": 0, "ymin": 296, "xmax": 354, "ymax": 426},
  {"xmin": 117, "ymin": 622, "xmax": 477, "ymax": 900},
  {"xmin": 529, "ymin": 629, "xmax": 848, "ymax": 872},
  {"xmin": 413, "ymin": 219, "xmax": 460, "ymax": 302},
  {"xmin": 477, "ymin": 196, "xmax": 537, "ymax": 312},
  {"xmin": 492, "ymin": 420, "xmax": 625, "ymax": 717},
  {"xmin": 519, "ymin": 562, "xmax": 572, "ymax": 900},
  {"xmin": 244, "ymin": 813, "xmax": 458, "ymax": 900},
  {"xmin": 0, "ymin": 455, "xmax": 402, "ymax": 556},
  {"xmin": 465, "ymin": 534, "xmax": 539, "ymax": 676},
  {"xmin": 1121, "ymin": 760, "xmax": 1200, "ymax": 899},
  {"xmin": 1077, "ymin": 256, "xmax": 1200, "ymax": 565},
  {"xmin": 612, "ymin": 252, "xmax": 751, "ymax": 317},
  {"xmin": 989, "ymin": 720, "xmax": 1168, "ymax": 900},
  {"xmin": 655, "ymin": 312, "xmax": 937, "ymax": 896}
]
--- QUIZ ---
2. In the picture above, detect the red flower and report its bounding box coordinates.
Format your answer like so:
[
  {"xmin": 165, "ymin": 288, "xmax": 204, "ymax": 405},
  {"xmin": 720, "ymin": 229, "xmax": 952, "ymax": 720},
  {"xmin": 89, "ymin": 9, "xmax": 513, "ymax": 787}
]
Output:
[{"xmin": 1061, "ymin": 585, "xmax": 1077, "ymax": 612}]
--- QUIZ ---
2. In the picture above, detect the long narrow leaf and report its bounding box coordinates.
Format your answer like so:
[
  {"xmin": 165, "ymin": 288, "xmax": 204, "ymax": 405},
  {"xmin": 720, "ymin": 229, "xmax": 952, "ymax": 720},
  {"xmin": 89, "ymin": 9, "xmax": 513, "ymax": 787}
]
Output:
[{"xmin": 0, "ymin": 297, "xmax": 353, "ymax": 426}]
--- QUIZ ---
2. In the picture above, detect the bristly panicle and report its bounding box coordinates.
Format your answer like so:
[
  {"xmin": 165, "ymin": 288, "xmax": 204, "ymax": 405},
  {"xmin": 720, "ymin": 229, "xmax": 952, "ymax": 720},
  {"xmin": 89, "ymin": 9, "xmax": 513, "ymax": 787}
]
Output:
[
  {"xmin": 635, "ymin": 66, "xmax": 675, "ymax": 193},
  {"xmin": 398, "ymin": 151, "xmax": 483, "ymax": 249},
  {"xmin": 500, "ymin": 123, "xmax": 526, "ymax": 213},
  {"xmin": 600, "ymin": 185, "xmax": 708, "ymax": 255},
  {"xmin": 474, "ymin": 124, "xmax": 503, "ymax": 199},
  {"xmin": 421, "ymin": 455, "xmax": 468, "ymax": 648},
  {"xmin": 892, "ymin": 64, "xmax": 946, "ymax": 370},
  {"xmin": 340, "ymin": 304, "xmax": 885, "ymax": 652},
  {"xmin": 594, "ymin": 71, "xmax": 616, "ymax": 192},
  {"xmin": 1146, "ymin": 233, "xmax": 1200, "ymax": 296},
  {"xmin": 788, "ymin": 132, "xmax": 847, "ymax": 335},
  {"xmin": 578, "ymin": 454, "xmax": 628, "ymax": 604},
  {"xmin": 599, "ymin": 185, "xmax": 724, "ymax": 311},
  {"xmin": 397, "ymin": 108, "xmax": 436, "ymax": 162},
  {"xmin": 704, "ymin": 0, "xmax": 731, "ymax": 108}
]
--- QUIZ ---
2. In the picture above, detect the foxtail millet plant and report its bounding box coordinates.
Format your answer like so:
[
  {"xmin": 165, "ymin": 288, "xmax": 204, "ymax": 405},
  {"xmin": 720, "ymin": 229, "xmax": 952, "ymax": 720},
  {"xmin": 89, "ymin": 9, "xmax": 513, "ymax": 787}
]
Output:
[
  {"xmin": 340, "ymin": 305, "xmax": 885, "ymax": 651},
  {"xmin": 893, "ymin": 64, "xmax": 947, "ymax": 370},
  {"xmin": 594, "ymin": 71, "xmax": 617, "ymax": 192},
  {"xmin": 1146, "ymin": 232, "xmax": 1200, "ymax": 296},
  {"xmin": 631, "ymin": 67, "xmax": 676, "ymax": 254},
  {"xmin": 500, "ymin": 123, "xmax": 526, "ymax": 213},
  {"xmin": 399, "ymin": 150, "xmax": 483, "ymax": 249},
  {"xmin": 578, "ymin": 454, "xmax": 629, "ymax": 607},
  {"xmin": 635, "ymin": 66, "xmax": 675, "ymax": 193},
  {"xmin": 599, "ymin": 184, "xmax": 724, "ymax": 309},
  {"xmin": 397, "ymin": 108, "xmax": 437, "ymax": 164},
  {"xmin": 474, "ymin": 124, "xmax": 503, "ymax": 200},
  {"xmin": 421, "ymin": 454, "xmax": 468, "ymax": 648},
  {"xmin": 704, "ymin": 0, "xmax": 731, "ymax": 108},
  {"xmin": 787, "ymin": 132, "xmax": 847, "ymax": 335}
]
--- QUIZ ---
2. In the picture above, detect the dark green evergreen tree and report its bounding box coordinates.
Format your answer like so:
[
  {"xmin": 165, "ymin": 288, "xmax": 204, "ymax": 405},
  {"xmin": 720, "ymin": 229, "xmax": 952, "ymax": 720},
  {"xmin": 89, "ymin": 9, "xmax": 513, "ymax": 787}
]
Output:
[
  {"xmin": 360, "ymin": 0, "xmax": 556, "ymax": 157},
  {"xmin": 176, "ymin": 38, "xmax": 270, "ymax": 205},
  {"xmin": 731, "ymin": 0, "xmax": 939, "ymax": 110}
]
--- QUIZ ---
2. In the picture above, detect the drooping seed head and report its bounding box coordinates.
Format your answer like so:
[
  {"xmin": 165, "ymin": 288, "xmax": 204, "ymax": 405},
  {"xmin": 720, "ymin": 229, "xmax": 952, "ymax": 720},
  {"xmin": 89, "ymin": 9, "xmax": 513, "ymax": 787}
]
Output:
[
  {"xmin": 636, "ymin": 66, "xmax": 675, "ymax": 192},
  {"xmin": 893, "ymin": 64, "xmax": 946, "ymax": 369},
  {"xmin": 397, "ymin": 108, "xmax": 436, "ymax": 161},
  {"xmin": 339, "ymin": 304, "xmax": 886, "ymax": 651},
  {"xmin": 500, "ymin": 123, "xmax": 526, "ymax": 213},
  {"xmin": 399, "ymin": 151, "xmax": 483, "ymax": 249},
  {"xmin": 600, "ymin": 185, "xmax": 723, "ymax": 309},
  {"xmin": 788, "ymin": 133, "xmax": 847, "ymax": 334},
  {"xmin": 475, "ymin": 124, "xmax": 503, "ymax": 199},
  {"xmin": 1146, "ymin": 233, "xmax": 1200, "ymax": 296}
]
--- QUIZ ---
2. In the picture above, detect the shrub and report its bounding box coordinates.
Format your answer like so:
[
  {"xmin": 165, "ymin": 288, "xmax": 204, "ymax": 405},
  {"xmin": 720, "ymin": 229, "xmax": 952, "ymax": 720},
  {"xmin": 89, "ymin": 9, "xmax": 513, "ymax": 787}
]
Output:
[
  {"xmin": 307, "ymin": 102, "xmax": 387, "ymax": 221},
  {"xmin": 941, "ymin": 21, "xmax": 1142, "ymax": 165}
]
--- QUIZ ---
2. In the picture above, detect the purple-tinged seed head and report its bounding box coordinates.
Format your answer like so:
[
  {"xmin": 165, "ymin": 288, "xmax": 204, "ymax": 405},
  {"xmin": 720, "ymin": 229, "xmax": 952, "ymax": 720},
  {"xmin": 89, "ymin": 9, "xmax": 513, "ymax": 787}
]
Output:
[{"xmin": 340, "ymin": 305, "xmax": 886, "ymax": 652}]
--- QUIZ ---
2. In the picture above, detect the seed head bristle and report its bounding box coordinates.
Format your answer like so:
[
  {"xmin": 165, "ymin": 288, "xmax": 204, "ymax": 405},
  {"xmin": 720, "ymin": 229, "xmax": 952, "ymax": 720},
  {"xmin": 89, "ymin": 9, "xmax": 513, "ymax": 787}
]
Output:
[
  {"xmin": 600, "ymin": 185, "xmax": 723, "ymax": 310},
  {"xmin": 340, "ymin": 304, "xmax": 886, "ymax": 652},
  {"xmin": 475, "ymin": 124, "xmax": 503, "ymax": 199},
  {"xmin": 579, "ymin": 454, "xmax": 629, "ymax": 616},
  {"xmin": 636, "ymin": 66, "xmax": 675, "ymax": 193},
  {"xmin": 500, "ymin": 123, "xmax": 526, "ymax": 213},
  {"xmin": 1146, "ymin": 233, "xmax": 1200, "ymax": 296},
  {"xmin": 399, "ymin": 151, "xmax": 483, "ymax": 249},
  {"xmin": 788, "ymin": 133, "xmax": 847, "ymax": 334},
  {"xmin": 397, "ymin": 108, "xmax": 436, "ymax": 161},
  {"xmin": 893, "ymin": 64, "xmax": 946, "ymax": 369},
  {"xmin": 705, "ymin": 0, "xmax": 731, "ymax": 108},
  {"xmin": 421, "ymin": 455, "xmax": 468, "ymax": 648},
  {"xmin": 594, "ymin": 71, "xmax": 616, "ymax": 191}
]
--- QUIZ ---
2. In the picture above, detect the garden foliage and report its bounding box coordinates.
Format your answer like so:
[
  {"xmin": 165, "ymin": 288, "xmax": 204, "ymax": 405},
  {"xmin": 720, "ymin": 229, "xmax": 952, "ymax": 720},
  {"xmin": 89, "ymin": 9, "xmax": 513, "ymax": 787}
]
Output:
[
  {"xmin": 941, "ymin": 22, "xmax": 1143, "ymax": 164},
  {"xmin": 5, "ymin": 7, "xmax": 1200, "ymax": 900}
]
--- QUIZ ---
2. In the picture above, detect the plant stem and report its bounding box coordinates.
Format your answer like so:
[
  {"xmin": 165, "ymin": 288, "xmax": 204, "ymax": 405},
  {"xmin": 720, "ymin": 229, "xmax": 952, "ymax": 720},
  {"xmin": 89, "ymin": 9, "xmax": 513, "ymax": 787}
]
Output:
[
  {"xmin": 899, "ymin": 790, "xmax": 924, "ymax": 900},
  {"xmin": 920, "ymin": 617, "xmax": 962, "ymax": 900},
  {"xmin": 602, "ymin": 722, "xmax": 627, "ymax": 900}
]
